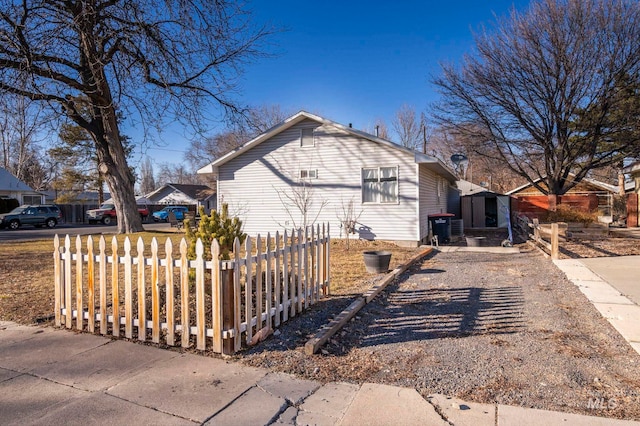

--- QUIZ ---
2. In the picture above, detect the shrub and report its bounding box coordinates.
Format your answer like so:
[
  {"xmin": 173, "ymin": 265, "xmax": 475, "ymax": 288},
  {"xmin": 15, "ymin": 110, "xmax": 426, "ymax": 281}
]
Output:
[
  {"xmin": 543, "ymin": 204, "xmax": 598, "ymax": 225},
  {"xmin": 185, "ymin": 203, "xmax": 246, "ymax": 260}
]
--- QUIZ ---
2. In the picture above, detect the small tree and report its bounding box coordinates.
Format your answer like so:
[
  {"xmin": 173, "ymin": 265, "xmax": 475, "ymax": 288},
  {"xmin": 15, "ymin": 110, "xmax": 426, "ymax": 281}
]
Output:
[
  {"xmin": 336, "ymin": 197, "xmax": 363, "ymax": 250},
  {"xmin": 275, "ymin": 180, "xmax": 328, "ymax": 231},
  {"xmin": 185, "ymin": 204, "xmax": 246, "ymax": 260}
]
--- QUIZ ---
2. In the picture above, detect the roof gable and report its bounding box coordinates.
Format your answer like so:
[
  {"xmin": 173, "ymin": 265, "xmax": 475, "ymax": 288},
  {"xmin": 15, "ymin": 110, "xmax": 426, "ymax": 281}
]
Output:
[
  {"xmin": 197, "ymin": 110, "xmax": 458, "ymax": 182},
  {"xmin": 507, "ymin": 174, "xmax": 619, "ymax": 195},
  {"xmin": 0, "ymin": 167, "xmax": 34, "ymax": 192},
  {"xmin": 146, "ymin": 183, "xmax": 215, "ymax": 201}
]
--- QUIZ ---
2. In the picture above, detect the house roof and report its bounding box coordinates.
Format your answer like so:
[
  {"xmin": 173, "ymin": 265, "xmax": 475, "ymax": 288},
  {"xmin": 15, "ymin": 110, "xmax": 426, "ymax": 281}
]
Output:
[
  {"xmin": 457, "ymin": 179, "xmax": 496, "ymax": 196},
  {"xmin": 623, "ymin": 160, "xmax": 640, "ymax": 175},
  {"xmin": 145, "ymin": 183, "xmax": 215, "ymax": 201},
  {"xmin": 197, "ymin": 111, "xmax": 458, "ymax": 182},
  {"xmin": 506, "ymin": 174, "xmax": 619, "ymax": 195},
  {"xmin": 0, "ymin": 167, "xmax": 35, "ymax": 192},
  {"xmin": 42, "ymin": 190, "xmax": 110, "ymax": 202}
]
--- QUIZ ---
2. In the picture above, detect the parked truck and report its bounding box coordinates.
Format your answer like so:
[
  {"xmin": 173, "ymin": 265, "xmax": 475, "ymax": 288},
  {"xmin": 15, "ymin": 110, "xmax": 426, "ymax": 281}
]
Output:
[{"xmin": 86, "ymin": 203, "xmax": 150, "ymax": 225}]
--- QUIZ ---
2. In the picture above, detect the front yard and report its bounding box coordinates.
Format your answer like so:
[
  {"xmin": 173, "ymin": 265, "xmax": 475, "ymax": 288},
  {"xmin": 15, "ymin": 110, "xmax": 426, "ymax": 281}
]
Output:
[
  {"xmin": 0, "ymin": 232, "xmax": 417, "ymax": 325},
  {"xmin": 2, "ymin": 231, "xmax": 639, "ymax": 420}
]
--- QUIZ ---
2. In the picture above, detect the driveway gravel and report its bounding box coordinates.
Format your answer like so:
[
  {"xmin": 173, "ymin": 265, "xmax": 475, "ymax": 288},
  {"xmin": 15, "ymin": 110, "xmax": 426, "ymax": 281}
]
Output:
[{"xmin": 241, "ymin": 246, "xmax": 640, "ymax": 420}]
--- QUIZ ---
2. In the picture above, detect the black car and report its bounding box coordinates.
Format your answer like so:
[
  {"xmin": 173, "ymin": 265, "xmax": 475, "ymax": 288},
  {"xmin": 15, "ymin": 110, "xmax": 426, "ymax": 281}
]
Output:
[{"xmin": 0, "ymin": 205, "xmax": 63, "ymax": 229}]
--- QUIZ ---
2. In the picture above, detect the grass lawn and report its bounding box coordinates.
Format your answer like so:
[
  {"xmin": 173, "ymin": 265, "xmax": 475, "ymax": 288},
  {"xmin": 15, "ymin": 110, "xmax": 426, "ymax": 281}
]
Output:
[{"xmin": 0, "ymin": 231, "xmax": 419, "ymax": 325}]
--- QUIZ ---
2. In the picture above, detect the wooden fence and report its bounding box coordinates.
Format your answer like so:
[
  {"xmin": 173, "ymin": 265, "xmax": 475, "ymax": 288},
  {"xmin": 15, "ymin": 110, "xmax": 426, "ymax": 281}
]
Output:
[{"xmin": 53, "ymin": 224, "xmax": 330, "ymax": 355}]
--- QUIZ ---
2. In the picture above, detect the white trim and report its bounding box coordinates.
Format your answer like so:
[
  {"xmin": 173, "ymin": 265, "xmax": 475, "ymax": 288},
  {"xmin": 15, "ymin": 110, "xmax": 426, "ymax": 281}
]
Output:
[
  {"xmin": 197, "ymin": 111, "xmax": 458, "ymax": 182},
  {"xmin": 415, "ymin": 163, "xmax": 421, "ymax": 242},
  {"xmin": 300, "ymin": 169, "xmax": 318, "ymax": 179},
  {"xmin": 361, "ymin": 165, "xmax": 399, "ymax": 205},
  {"xmin": 300, "ymin": 127, "xmax": 315, "ymax": 148}
]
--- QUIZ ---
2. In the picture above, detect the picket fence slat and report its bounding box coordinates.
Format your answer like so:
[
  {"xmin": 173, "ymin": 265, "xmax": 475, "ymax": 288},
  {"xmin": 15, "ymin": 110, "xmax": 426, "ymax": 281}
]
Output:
[
  {"xmin": 124, "ymin": 238, "xmax": 133, "ymax": 339},
  {"xmin": 165, "ymin": 239, "xmax": 175, "ymax": 346},
  {"xmin": 53, "ymin": 224, "xmax": 330, "ymax": 355},
  {"xmin": 53, "ymin": 235, "xmax": 61, "ymax": 327},
  {"xmin": 151, "ymin": 238, "xmax": 160, "ymax": 344},
  {"xmin": 99, "ymin": 237, "xmax": 107, "ymax": 335}
]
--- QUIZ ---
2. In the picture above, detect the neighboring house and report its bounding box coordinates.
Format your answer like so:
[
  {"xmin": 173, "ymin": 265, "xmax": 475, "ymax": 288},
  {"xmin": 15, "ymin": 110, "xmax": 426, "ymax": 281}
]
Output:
[
  {"xmin": 197, "ymin": 111, "xmax": 458, "ymax": 246},
  {"xmin": 0, "ymin": 167, "xmax": 44, "ymax": 205},
  {"xmin": 43, "ymin": 190, "xmax": 110, "ymax": 205},
  {"xmin": 623, "ymin": 161, "xmax": 640, "ymax": 227},
  {"xmin": 145, "ymin": 183, "xmax": 216, "ymax": 214},
  {"xmin": 507, "ymin": 175, "xmax": 621, "ymax": 221}
]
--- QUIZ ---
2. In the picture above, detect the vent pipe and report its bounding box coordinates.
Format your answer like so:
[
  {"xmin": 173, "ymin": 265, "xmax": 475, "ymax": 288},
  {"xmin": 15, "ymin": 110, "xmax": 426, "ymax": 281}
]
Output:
[{"xmin": 375, "ymin": 125, "xmax": 379, "ymax": 137}]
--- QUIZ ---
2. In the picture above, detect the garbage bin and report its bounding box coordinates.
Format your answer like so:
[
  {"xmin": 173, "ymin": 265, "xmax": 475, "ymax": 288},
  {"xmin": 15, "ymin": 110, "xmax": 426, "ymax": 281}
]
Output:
[{"xmin": 428, "ymin": 213, "xmax": 455, "ymax": 244}]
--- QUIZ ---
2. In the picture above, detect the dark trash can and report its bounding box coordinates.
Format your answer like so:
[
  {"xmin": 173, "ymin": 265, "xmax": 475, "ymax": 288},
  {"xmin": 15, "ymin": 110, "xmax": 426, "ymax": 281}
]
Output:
[
  {"xmin": 428, "ymin": 213, "xmax": 455, "ymax": 244},
  {"xmin": 363, "ymin": 250, "xmax": 392, "ymax": 273}
]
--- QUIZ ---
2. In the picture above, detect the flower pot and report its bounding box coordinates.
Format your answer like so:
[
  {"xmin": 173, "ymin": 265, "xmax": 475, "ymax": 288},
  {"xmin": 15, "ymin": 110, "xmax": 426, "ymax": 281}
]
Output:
[
  {"xmin": 465, "ymin": 236, "xmax": 486, "ymax": 247},
  {"xmin": 363, "ymin": 250, "xmax": 392, "ymax": 273}
]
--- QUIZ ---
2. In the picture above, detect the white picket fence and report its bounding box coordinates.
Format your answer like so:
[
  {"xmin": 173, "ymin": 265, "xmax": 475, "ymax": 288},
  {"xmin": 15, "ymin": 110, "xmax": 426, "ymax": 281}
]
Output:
[{"xmin": 53, "ymin": 224, "xmax": 330, "ymax": 354}]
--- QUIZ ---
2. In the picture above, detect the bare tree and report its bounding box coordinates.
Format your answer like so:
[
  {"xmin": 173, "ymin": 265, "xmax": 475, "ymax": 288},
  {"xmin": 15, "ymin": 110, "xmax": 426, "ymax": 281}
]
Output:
[
  {"xmin": 139, "ymin": 157, "xmax": 156, "ymax": 195},
  {"xmin": 336, "ymin": 197, "xmax": 363, "ymax": 250},
  {"xmin": 363, "ymin": 118, "xmax": 389, "ymax": 139},
  {"xmin": 392, "ymin": 104, "xmax": 422, "ymax": 150},
  {"xmin": 185, "ymin": 104, "xmax": 291, "ymax": 173},
  {"xmin": 243, "ymin": 104, "xmax": 291, "ymax": 135},
  {"xmin": 428, "ymin": 126, "xmax": 527, "ymax": 193},
  {"xmin": 156, "ymin": 163, "xmax": 199, "ymax": 187},
  {"xmin": 432, "ymin": 0, "xmax": 640, "ymax": 206},
  {"xmin": 0, "ymin": 1, "xmax": 272, "ymax": 232},
  {"xmin": 0, "ymin": 94, "xmax": 50, "ymax": 188},
  {"xmin": 275, "ymin": 180, "xmax": 328, "ymax": 231}
]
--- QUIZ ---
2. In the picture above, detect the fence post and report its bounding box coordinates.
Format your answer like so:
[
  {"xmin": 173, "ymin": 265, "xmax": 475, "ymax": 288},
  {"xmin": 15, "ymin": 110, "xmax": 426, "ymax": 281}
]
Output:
[
  {"xmin": 53, "ymin": 235, "xmax": 61, "ymax": 327},
  {"xmin": 222, "ymin": 263, "xmax": 235, "ymax": 356},
  {"xmin": 533, "ymin": 218, "xmax": 540, "ymax": 241},
  {"xmin": 551, "ymin": 223, "xmax": 559, "ymax": 260}
]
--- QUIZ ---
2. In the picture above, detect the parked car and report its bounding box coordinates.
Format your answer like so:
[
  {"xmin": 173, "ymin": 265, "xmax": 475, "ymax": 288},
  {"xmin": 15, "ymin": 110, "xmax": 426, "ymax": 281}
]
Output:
[
  {"xmin": 152, "ymin": 206, "xmax": 189, "ymax": 222},
  {"xmin": 86, "ymin": 203, "xmax": 150, "ymax": 225},
  {"xmin": 0, "ymin": 205, "xmax": 63, "ymax": 230}
]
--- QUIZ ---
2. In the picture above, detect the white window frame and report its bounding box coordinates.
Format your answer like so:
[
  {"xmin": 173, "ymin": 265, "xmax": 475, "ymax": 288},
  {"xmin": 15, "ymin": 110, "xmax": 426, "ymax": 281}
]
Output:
[
  {"xmin": 300, "ymin": 128, "xmax": 315, "ymax": 148},
  {"xmin": 22, "ymin": 195, "xmax": 41, "ymax": 205},
  {"xmin": 300, "ymin": 169, "xmax": 318, "ymax": 179},
  {"xmin": 361, "ymin": 166, "xmax": 399, "ymax": 204}
]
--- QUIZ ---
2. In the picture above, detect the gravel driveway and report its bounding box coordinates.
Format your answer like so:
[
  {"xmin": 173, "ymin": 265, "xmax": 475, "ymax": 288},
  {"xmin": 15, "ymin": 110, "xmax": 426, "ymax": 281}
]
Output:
[{"xmin": 241, "ymin": 246, "xmax": 640, "ymax": 420}]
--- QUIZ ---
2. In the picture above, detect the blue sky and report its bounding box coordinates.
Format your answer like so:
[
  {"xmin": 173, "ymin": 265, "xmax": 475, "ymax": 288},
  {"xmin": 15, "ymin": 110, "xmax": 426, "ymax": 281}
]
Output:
[{"xmin": 142, "ymin": 0, "xmax": 531, "ymax": 166}]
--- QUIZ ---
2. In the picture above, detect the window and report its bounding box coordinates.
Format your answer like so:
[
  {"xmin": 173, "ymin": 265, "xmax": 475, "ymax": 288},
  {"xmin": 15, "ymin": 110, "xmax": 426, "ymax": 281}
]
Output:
[
  {"xmin": 300, "ymin": 128, "xmax": 315, "ymax": 147},
  {"xmin": 300, "ymin": 169, "xmax": 318, "ymax": 179},
  {"xmin": 362, "ymin": 166, "xmax": 398, "ymax": 203},
  {"xmin": 22, "ymin": 195, "xmax": 41, "ymax": 205}
]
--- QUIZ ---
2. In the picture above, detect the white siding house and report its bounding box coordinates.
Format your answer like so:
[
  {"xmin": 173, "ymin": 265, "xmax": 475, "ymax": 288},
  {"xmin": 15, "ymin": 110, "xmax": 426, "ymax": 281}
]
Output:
[
  {"xmin": 0, "ymin": 167, "xmax": 44, "ymax": 204},
  {"xmin": 145, "ymin": 183, "xmax": 216, "ymax": 214},
  {"xmin": 198, "ymin": 111, "xmax": 458, "ymax": 245}
]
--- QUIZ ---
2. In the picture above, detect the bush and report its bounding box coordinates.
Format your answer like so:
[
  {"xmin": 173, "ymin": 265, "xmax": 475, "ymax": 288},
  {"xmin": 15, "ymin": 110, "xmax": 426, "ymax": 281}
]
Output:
[
  {"xmin": 0, "ymin": 198, "xmax": 19, "ymax": 213},
  {"xmin": 185, "ymin": 203, "xmax": 246, "ymax": 260},
  {"xmin": 543, "ymin": 204, "xmax": 598, "ymax": 225}
]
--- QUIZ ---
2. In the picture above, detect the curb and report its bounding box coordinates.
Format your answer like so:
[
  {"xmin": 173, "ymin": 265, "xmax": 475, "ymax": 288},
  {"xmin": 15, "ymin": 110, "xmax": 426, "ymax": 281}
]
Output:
[{"xmin": 304, "ymin": 246, "xmax": 434, "ymax": 355}]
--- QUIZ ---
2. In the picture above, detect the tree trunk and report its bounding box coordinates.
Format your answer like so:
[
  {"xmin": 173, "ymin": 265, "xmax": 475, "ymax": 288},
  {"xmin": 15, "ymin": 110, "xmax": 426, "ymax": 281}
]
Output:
[
  {"xmin": 548, "ymin": 194, "xmax": 558, "ymax": 212},
  {"xmin": 95, "ymin": 106, "xmax": 143, "ymax": 234},
  {"xmin": 618, "ymin": 170, "xmax": 626, "ymax": 196}
]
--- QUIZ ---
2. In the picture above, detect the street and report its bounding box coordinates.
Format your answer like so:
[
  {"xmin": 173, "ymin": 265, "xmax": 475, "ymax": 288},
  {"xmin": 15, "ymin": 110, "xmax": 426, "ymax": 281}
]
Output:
[{"xmin": 0, "ymin": 222, "xmax": 173, "ymax": 242}]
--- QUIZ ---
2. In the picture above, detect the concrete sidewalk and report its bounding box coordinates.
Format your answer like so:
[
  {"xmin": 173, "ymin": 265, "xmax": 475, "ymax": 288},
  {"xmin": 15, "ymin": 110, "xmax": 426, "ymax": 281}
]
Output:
[
  {"xmin": 2, "ymin": 322, "xmax": 638, "ymax": 425},
  {"xmin": 554, "ymin": 255, "xmax": 640, "ymax": 355}
]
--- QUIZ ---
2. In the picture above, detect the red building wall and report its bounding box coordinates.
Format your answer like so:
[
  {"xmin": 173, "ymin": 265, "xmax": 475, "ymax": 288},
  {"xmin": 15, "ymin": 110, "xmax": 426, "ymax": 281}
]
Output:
[{"xmin": 513, "ymin": 194, "xmax": 599, "ymax": 219}]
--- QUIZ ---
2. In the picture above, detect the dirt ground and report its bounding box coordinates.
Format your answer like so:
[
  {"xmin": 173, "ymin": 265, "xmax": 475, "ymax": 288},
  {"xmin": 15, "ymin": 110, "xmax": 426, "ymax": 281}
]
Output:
[
  {"xmin": 239, "ymin": 238, "xmax": 640, "ymax": 420},
  {"xmin": 2, "ymin": 231, "xmax": 639, "ymax": 419}
]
